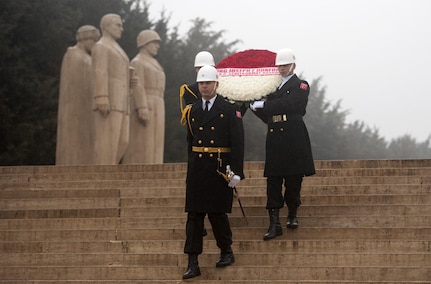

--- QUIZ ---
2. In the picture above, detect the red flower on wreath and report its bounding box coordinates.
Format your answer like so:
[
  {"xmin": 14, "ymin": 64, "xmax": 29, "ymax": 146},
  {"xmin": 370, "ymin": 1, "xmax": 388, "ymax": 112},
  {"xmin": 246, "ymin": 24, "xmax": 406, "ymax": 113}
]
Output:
[{"xmin": 216, "ymin": 49, "xmax": 277, "ymax": 68}]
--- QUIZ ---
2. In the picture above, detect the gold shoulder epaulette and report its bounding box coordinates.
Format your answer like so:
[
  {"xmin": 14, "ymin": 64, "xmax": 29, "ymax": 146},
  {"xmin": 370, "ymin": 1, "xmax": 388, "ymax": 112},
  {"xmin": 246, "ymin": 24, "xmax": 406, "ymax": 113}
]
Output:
[
  {"xmin": 180, "ymin": 104, "xmax": 192, "ymax": 126},
  {"xmin": 179, "ymin": 84, "xmax": 198, "ymax": 114}
]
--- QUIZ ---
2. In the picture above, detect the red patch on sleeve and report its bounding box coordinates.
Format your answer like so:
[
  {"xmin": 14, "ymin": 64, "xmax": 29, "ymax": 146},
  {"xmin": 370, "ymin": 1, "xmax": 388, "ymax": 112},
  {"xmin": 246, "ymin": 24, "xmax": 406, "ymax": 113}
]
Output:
[
  {"xmin": 300, "ymin": 83, "xmax": 308, "ymax": 90},
  {"xmin": 236, "ymin": 111, "xmax": 242, "ymax": 118}
]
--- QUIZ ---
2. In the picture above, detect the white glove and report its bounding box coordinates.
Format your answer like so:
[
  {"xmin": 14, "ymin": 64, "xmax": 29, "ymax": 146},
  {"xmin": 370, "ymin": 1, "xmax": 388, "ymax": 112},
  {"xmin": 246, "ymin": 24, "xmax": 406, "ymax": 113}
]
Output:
[
  {"xmin": 228, "ymin": 175, "xmax": 241, "ymax": 188},
  {"xmin": 250, "ymin": 101, "xmax": 264, "ymax": 111}
]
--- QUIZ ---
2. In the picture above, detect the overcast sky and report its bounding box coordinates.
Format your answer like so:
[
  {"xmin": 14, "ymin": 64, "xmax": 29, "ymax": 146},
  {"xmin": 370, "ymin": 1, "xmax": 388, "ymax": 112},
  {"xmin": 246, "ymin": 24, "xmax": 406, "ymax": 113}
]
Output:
[{"xmin": 148, "ymin": 0, "xmax": 431, "ymax": 142}]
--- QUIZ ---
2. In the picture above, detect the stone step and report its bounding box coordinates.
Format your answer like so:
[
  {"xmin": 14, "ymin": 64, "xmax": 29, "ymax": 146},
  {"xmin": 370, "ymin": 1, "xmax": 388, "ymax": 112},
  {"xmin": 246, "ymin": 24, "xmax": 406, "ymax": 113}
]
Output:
[
  {"xmin": 118, "ymin": 194, "xmax": 431, "ymax": 207},
  {"xmin": 0, "ymin": 208, "xmax": 119, "ymax": 219},
  {"xmin": 120, "ymin": 183, "xmax": 431, "ymax": 196},
  {"xmin": 1, "ymin": 159, "xmax": 431, "ymax": 176},
  {"xmin": 0, "ymin": 277, "xmax": 429, "ymax": 284},
  {"xmin": 0, "ymin": 195, "xmax": 428, "ymax": 213},
  {"xmin": 1, "ymin": 227, "xmax": 429, "ymax": 242},
  {"xmin": 2, "ymin": 203, "xmax": 428, "ymax": 220},
  {"xmin": 2, "ymin": 183, "xmax": 429, "ymax": 200},
  {"xmin": 2, "ymin": 167, "xmax": 431, "ymax": 182},
  {"xmin": 0, "ymin": 266, "xmax": 428, "ymax": 282},
  {"xmin": 0, "ymin": 197, "xmax": 119, "ymax": 210},
  {"xmin": 120, "ymin": 204, "xmax": 431, "ymax": 217},
  {"xmin": 1, "ymin": 252, "xmax": 429, "ymax": 267},
  {"xmin": 121, "ymin": 227, "xmax": 431, "ymax": 241},
  {"xmin": 0, "ymin": 168, "xmax": 431, "ymax": 185},
  {"xmin": 3, "ymin": 175, "xmax": 431, "ymax": 190},
  {"xmin": 0, "ymin": 188, "xmax": 120, "ymax": 199},
  {"xmin": 2, "ymin": 214, "xmax": 430, "ymax": 230},
  {"xmin": 0, "ymin": 279, "xmax": 404, "ymax": 284},
  {"xmin": 3, "ymin": 239, "xmax": 428, "ymax": 254}
]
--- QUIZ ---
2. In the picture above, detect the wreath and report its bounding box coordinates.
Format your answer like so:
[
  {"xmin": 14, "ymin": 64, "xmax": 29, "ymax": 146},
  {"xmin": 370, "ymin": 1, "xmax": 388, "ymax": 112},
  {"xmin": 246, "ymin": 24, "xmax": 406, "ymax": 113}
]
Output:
[{"xmin": 216, "ymin": 49, "xmax": 281, "ymax": 102}]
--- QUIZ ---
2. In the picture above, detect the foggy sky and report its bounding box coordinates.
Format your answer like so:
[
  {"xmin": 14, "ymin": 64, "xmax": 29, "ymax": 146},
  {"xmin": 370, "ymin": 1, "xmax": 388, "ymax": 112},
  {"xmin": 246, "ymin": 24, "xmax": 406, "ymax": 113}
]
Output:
[{"xmin": 149, "ymin": 0, "xmax": 431, "ymax": 142}]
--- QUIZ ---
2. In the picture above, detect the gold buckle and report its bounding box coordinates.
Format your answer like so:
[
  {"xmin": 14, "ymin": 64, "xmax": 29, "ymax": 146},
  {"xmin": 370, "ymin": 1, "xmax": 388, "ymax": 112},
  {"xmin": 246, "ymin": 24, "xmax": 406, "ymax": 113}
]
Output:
[{"xmin": 272, "ymin": 114, "xmax": 287, "ymax": 123}]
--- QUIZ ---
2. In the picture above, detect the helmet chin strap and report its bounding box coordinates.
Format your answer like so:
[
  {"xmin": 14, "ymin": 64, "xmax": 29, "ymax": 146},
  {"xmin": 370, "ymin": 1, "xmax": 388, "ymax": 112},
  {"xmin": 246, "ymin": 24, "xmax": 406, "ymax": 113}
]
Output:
[
  {"xmin": 287, "ymin": 64, "xmax": 294, "ymax": 75},
  {"xmin": 280, "ymin": 65, "xmax": 294, "ymax": 79},
  {"xmin": 210, "ymin": 82, "xmax": 217, "ymax": 97}
]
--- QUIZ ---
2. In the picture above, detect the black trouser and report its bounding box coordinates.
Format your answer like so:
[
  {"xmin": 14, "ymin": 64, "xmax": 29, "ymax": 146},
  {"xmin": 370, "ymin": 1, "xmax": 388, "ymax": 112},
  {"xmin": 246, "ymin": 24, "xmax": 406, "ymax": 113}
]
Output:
[
  {"xmin": 184, "ymin": 212, "xmax": 233, "ymax": 254},
  {"xmin": 266, "ymin": 174, "xmax": 303, "ymax": 209}
]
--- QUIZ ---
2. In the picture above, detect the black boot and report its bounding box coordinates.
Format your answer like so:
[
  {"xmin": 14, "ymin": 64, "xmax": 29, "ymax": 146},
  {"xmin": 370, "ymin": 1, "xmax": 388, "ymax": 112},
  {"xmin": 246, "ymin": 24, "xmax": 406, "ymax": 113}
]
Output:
[
  {"xmin": 286, "ymin": 207, "xmax": 298, "ymax": 229},
  {"xmin": 263, "ymin": 209, "xmax": 282, "ymax": 240},
  {"xmin": 216, "ymin": 249, "xmax": 235, "ymax": 267},
  {"xmin": 182, "ymin": 254, "xmax": 201, "ymax": 279}
]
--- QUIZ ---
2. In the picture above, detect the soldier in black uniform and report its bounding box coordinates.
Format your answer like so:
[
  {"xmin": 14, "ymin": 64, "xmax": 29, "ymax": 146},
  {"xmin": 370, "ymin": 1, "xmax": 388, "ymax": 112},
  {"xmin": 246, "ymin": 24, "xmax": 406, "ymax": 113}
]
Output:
[
  {"xmin": 250, "ymin": 48, "xmax": 315, "ymax": 241},
  {"xmin": 179, "ymin": 51, "xmax": 216, "ymax": 237},
  {"xmin": 182, "ymin": 65, "xmax": 245, "ymax": 279}
]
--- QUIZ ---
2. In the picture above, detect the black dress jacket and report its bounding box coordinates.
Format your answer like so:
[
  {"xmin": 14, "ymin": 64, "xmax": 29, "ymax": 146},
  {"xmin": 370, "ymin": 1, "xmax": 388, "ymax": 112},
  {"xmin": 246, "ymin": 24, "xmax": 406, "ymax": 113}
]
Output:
[
  {"xmin": 185, "ymin": 95, "xmax": 245, "ymax": 213},
  {"xmin": 252, "ymin": 74, "xmax": 315, "ymax": 177}
]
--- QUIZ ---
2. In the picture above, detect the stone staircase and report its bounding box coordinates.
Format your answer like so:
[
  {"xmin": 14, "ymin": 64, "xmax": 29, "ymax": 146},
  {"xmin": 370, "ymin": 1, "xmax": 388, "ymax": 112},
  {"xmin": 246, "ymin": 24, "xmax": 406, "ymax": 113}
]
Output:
[{"xmin": 0, "ymin": 160, "xmax": 430, "ymax": 283}]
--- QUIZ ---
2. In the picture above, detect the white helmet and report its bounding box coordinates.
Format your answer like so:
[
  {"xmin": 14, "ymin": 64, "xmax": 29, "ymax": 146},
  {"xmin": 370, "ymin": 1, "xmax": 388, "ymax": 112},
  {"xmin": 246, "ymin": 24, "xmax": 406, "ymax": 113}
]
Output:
[
  {"xmin": 275, "ymin": 48, "xmax": 296, "ymax": 65},
  {"xmin": 196, "ymin": 65, "xmax": 219, "ymax": 82},
  {"xmin": 194, "ymin": 51, "xmax": 215, "ymax": 67}
]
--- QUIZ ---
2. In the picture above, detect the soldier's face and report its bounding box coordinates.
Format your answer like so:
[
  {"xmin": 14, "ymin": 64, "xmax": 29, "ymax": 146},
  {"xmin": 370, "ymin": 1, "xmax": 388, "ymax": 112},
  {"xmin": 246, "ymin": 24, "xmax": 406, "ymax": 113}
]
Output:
[
  {"xmin": 278, "ymin": 63, "xmax": 295, "ymax": 77},
  {"xmin": 198, "ymin": 81, "xmax": 218, "ymax": 100}
]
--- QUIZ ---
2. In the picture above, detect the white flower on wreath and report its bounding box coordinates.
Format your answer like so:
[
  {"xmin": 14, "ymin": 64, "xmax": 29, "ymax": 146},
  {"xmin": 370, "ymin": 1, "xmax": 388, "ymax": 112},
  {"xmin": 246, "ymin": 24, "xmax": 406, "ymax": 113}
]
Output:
[{"xmin": 217, "ymin": 75, "xmax": 282, "ymax": 102}]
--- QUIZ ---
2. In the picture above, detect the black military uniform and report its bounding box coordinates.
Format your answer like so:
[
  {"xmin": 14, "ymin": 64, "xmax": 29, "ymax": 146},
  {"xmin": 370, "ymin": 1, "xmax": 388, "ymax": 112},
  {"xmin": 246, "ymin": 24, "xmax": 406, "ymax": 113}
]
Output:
[
  {"xmin": 252, "ymin": 74, "xmax": 315, "ymax": 239},
  {"xmin": 183, "ymin": 94, "xmax": 244, "ymax": 278}
]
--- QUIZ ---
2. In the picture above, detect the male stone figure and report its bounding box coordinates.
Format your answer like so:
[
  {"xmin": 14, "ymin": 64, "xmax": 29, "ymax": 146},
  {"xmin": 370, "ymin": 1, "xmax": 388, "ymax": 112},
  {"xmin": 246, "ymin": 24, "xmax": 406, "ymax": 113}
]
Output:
[
  {"xmin": 92, "ymin": 14, "xmax": 132, "ymax": 164},
  {"xmin": 122, "ymin": 30, "xmax": 165, "ymax": 164},
  {"xmin": 56, "ymin": 25, "xmax": 100, "ymax": 165}
]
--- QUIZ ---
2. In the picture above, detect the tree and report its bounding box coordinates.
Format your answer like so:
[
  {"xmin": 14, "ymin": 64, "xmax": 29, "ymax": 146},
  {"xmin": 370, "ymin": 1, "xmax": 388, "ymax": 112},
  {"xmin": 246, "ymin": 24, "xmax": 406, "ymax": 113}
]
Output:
[
  {"xmin": 305, "ymin": 77, "xmax": 348, "ymax": 159},
  {"xmin": 388, "ymin": 135, "xmax": 431, "ymax": 158},
  {"xmin": 306, "ymin": 78, "xmax": 388, "ymax": 160},
  {"xmin": 0, "ymin": 0, "xmax": 69, "ymax": 165},
  {"xmin": 342, "ymin": 121, "xmax": 388, "ymax": 159}
]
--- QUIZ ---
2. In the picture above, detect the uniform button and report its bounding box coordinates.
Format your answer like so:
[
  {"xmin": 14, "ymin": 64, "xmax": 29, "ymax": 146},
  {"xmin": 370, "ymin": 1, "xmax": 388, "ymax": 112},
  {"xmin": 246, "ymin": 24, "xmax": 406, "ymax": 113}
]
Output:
[
  {"xmin": 199, "ymin": 127, "xmax": 203, "ymax": 131},
  {"xmin": 204, "ymin": 147, "xmax": 209, "ymax": 152},
  {"xmin": 220, "ymin": 114, "xmax": 224, "ymax": 118},
  {"xmin": 198, "ymin": 140, "xmax": 202, "ymax": 144},
  {"xmin": 209, "ymin": 154, "xmax": 213, "ymax": 158},
  {"xmin": 198, "ymin": 154, "xmax": 202, "ymax": 158},
  {"xmin": 280, "ymin": 128, "xmax": 284, "ymax": 131},
  {"xmin": 210, "ymin": 140, "xmax": 214, "ymax": 144},
  {"xmin": 269, "ymin": 128, "xmax": 274, "ymax": 132},
  {"xmin": 192, "ymin": 118, "xmax": 195, "ymax": 122},
  {"xmin": 211, "ymin": 126, "xmax": 215, "ymax": 131}
]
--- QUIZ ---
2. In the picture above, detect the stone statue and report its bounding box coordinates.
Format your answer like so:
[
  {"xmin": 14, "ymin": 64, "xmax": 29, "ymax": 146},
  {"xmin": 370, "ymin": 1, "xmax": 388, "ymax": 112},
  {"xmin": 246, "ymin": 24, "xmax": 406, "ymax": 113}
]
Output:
[
  {"xmin": 92, "ymin": 14, "xmax": 133, "ymax": 164},
  {"xmin": 56, "ymin": 25, "xmax": 100, "ymax": 165},
  {"xmin": 122, "ymin": 30, "xmax": 166, "ymax": 164}
]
